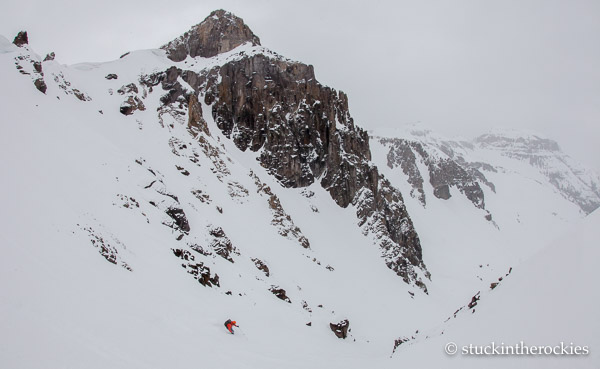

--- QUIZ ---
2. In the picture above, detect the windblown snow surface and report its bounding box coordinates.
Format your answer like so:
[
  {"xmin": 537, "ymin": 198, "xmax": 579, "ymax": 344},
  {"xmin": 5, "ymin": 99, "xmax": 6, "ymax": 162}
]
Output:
[{"xmin": 0, "ymin": 35, "xmax": 598, "ymax": 368}]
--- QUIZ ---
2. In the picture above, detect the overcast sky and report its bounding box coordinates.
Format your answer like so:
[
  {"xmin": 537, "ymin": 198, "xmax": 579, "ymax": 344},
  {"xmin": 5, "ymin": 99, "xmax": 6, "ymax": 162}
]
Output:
[{"xmin": 2, "ymin": 0, "xmax": 599, "ymax": 172}]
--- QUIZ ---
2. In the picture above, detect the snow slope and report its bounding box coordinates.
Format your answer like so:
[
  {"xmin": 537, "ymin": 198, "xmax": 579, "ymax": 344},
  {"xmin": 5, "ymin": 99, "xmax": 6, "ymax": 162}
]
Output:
[
  {"xmin": 0, "ymin": 35, "xmax": 430, "ymax": 369},
  {"xmin": 369, "ymin": 125, "xmax": 589, "ymax": 310},
  {"xmin": 395, "ymin": 209, "xmax": 600, "ymax": 368},
  {"xmin": 0, "ymin": 30, "xmax": 597, "ymax": 369}
]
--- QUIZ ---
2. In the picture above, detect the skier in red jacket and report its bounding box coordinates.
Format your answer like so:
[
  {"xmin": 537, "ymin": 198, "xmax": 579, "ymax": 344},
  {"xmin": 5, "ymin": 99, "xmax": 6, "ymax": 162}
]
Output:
[{"xmin": 224, "ymin": 319, "xmax": 238, "ymax": 334}]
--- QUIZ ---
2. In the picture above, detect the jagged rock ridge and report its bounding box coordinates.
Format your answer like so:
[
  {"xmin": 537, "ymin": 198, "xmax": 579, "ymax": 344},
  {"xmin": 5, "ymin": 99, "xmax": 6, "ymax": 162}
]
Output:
[
  {"xmin": 377, "ymin": 135, "xmax": 493, "ymax": 215},
  {"xmin": 374, "ymin": 127, "xmax": 599, "ymax": 216},
  {"xmin": 161, "ymin": 9, "xmax": 261, "ymax": 61},
  {"xmin": 159, "ymin": 11, "xmax": 429, "ymax": 289}
]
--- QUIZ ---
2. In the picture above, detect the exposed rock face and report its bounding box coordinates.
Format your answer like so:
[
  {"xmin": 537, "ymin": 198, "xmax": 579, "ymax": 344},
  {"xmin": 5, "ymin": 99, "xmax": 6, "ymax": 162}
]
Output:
[
  {"xmin": 385, "ymin": 139, "xmax": 426, "ymax": 205},
  {"xmin": 120, "ymin": 96, "xmax": 145, "ymax": 115},
  {"xmin": 118, "ymin": 83, "xmax": 138, "ymax": 95},
  {"xmin": 13, "ymin": 40, "xmax": 47, "ymax": 94},
  {"xmin": 204, "ymin": 55, "xmax": 427, "ymax": 288},
  {"xmin": 467, "ymin": 292, "xmax": 480, "ymax": 309},
  {"xmin": 187, "ymin": 94, "xmax": 209, "ymax": 135},
  {"xmin": 330, "ymin": 319, "xmax": 349, "ymax": 339},
  {"xmin": 173, "ymin": 248, "xmax": 220, "ymax": 287},
  {"xmin": 429, "ymin": 158, "xmax": 485, "ymax": 208},
  {"xmin": 269, "ymin": 286, "xmax": 291, "ymax": 303},
  {"xmin": 152, "ymin": 11, "xmax": 429, "ymax": 290},
  {"xmin": 353, "ymin": 179, "xmax": 428, "ymax": 290},
  {"xmin": 208, "ymin": 226, "xmax": 237, "ymax": 262},
  {"xmin": 33, "ymin": 78, "xmax": 47, "ymax": 94},
  {"xmin": 166, "ymin": 207, "xmax": 190, "ymax": 233},
  {"xmin": 13, "ymin": 31, "xmax": 28, "ymax": 47},
  {"xmin": 252, "ymin": 258, "xmax": 270, "ymax": 277},
  {"xmin": 251, "ymin": 171, "xmax": 310, "ymax": 248},
  {"xmin": 117, "ymin": 83, "xmax": 145, "ymax": 115},
  {"xmin": 392, "ymin": 336, "xmax": 411, "ymax": 354},
  {"xmin": 32, "ymin": 61, "xmax": 42, "ymax": 73},
  {"xmin": 379, "ymin": 137, "xmax": 491, "ymax": 211},
  {"xmin": 161, "ymin": 9, "xmax": 261, "ymax": 61}
]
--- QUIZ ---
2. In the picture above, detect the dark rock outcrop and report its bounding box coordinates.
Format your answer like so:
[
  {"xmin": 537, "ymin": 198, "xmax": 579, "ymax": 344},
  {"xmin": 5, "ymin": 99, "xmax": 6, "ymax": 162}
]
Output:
[
  {"xmin": 120, "ymin": 96, "xmax": 145, "ymax": 115},
  {"xmin": 117, "ymin": 83, "xmax": 138, "ymax": 95},
  {"xmin": 43, "ymin": 52, "xmax": 55, "ymax": 62},
  {"xmin": 433, "ymin": 184, "xmax": 451, "ymax": 200},
  {"xmin": 161, "ymin": 9, "xmax": 261, "ymax": 61},
  {"xmin": 201, "ymin": 53, "xmax": 427, "ymax": 287},
  {"xmin": 429, "ymin": 158, "xmax": 485, "ymax": 208},
  {"xmin": 13, "ymin": 36, "xmax": 48, "ymax": 95},
  {"xmin": 140, "ymin": 66, "xmax": 204, "ymax": 114},
  {"xmin": 252, "ymin": 258, "xmax": 270, "ymax": 277},
  {"xmin": 269, "ymin": 286, "xmax": 291, "ymax": 303},
  {"xmin": 172, "ymin": 248, "xmax": 220, "ymax": 287},
  {"xmin": 153, "ymin": 11, "xmax": 429, "ymax": 290},
  {"xmin": 392, "ymin": 337, "xmax": 411, "ymax": 354},
  {"xmin": 187, "ymin": 94, "xmax": 209, "ymax": 135},
  {"xmin": 165, "ymin": 207, "xmax": 190, "ymax": 233},
  {"xmin": 467, "ymin": 292, "xmax": 480, "ymax": 309},
  {"xmin": 208, "ymin": 226, "xmax": 237, "ymax": 262},
  {"xmin": 385, "ymin": 139, "xmax": 426, "ymax": 205},
  {"xmin": 118, "ymin": 83, "xmax": 145, "ymax": 115},
  {"xmin": 13, "ymin": 31, "xmax": 28, "ymax": 47},
  {"xmin": 330, "ymin": 319, "xmax": 349, "ymax": 339},
  {"xmin": 33, "ymin": 78, "xmax": 47, "ymax": 94},
  {"xmin": 353, "ymin": 179, "xmax": 428, "ymax": 290},
  {"xmin": 31, "ymin": 60, "xmax": 47, "ymax": 94},
  {"xmin": 379, "ymin": 137, "xmax": 490, "ymax": 210},
  {"xmin": 32, "ymin": 61, "xmax": 42, "ymax": 73}
]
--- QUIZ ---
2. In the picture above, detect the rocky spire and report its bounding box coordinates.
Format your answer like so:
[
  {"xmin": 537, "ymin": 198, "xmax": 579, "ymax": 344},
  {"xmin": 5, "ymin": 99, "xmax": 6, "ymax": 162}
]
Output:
[
  {"xmin": 13, "ymin": 31, "xmax": 28, "ymax": 47},
  {"xmin": 161, "ymin": 9, "xmax": 261, "ymax": 61}
]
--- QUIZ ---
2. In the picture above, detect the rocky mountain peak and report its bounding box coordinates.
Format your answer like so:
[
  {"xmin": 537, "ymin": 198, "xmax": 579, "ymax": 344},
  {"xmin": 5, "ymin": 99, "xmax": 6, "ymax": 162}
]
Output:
[
  {"xmin": 161, "ymin": 9, "xmax": 261, "ymax": 61},
  {"xmin": 149, "ymin": 12, "xmax": 430, "ymax": 290},
  {"xmin": 13, "ymin": 31, "xmax": 28, "ymax": 47}
]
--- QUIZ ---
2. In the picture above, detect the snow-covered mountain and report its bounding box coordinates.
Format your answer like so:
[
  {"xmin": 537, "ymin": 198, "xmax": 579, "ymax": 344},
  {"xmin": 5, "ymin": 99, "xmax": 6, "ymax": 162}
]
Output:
[
  {"xmin": 372, "ymin": 125, "xmax": 599, "ymax": 216},
  {"xmin": 370, "ymin": 124, "xmax": 599, "ymax": 311},
  {"xmin": 1, "ymin": 10, "xmax": 597, "ymax": 369}
]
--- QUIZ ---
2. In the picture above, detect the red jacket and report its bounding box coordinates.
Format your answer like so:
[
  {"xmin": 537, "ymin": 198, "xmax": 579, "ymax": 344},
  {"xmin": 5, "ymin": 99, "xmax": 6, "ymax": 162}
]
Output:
[{"xmin": 225, "ymin": 320, "xmax": 238, "ymax": 333}]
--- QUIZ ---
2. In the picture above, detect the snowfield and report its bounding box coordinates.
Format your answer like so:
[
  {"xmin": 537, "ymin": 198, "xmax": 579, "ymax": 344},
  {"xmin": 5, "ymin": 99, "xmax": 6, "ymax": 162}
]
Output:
[
  {"xmin": 397, "ymin": 209, "xmax": 600, "ymax": 368},
  {"xmin": 0, "ymin": 32, "xmax": 598, "ymax": 369}
]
